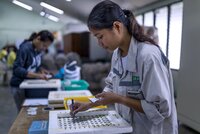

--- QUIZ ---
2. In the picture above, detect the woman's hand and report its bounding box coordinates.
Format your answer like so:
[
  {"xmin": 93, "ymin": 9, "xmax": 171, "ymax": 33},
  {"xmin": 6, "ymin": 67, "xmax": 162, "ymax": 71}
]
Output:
[
  {"xmin": 69, "ymin": 92, "xmax": 122, "ymax": 116},
  {"xmin": 95, "ymin": 92, "xmax": 122, "ymax": 105},
  {"xmin": 70, "ymin": 102, "xmax": 91, "ymax": 116},
  {"xmin": 27, "ymin": 72, "xmax": 48, "ymax": 80},
  {"xmin": 40, "ymin": 69, "xmax": 53, "ymax": 79},
  {"xmin": 40, "ymin": 68, "xmax": 50, "ymax": 74},
  {"xmin": 36, "ymin": 73, "xmax": 48, "ymax": 80}
]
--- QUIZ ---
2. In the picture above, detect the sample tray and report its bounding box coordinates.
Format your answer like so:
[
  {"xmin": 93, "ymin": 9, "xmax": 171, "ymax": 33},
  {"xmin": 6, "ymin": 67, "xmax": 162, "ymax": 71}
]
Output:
[
  {"xmin": 20, "ymin": 79, "xmax": 61, "ymax": 89},
  {"xmin": 49, "ymin": 110, "xmax": 132, "ymax": 134}
]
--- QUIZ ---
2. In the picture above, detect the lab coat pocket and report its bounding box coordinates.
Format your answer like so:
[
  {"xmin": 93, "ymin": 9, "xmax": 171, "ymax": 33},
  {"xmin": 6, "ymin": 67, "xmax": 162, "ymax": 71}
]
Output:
[{"xmin": 127, "ymin": 86, "xmax": 144, "ymax": 99}]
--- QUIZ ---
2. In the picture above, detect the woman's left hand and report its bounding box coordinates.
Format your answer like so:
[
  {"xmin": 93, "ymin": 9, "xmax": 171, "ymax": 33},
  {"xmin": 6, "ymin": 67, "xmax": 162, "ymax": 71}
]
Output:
[
  {"xmin": 95, "ymin": 92, "xmax": 122, "ymax": 105},
  {"xmin": 40, "ymin": 69, "xmax": 49, "ymax": 74}
]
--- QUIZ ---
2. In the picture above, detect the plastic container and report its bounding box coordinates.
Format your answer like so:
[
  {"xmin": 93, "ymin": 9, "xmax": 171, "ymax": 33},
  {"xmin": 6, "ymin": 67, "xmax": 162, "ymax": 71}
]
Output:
[
  {"xmin": 63, "ymin": 96, "xmax": 107, "ymax": 110},
  {"xmin": 62, "ymin": 80, "xmax": 89, "ymax": 90},
  {"xmin": 28, "ymin": 120, "xmax": 48, "ymax": 134},
  {"xmin": 25, "ymin": 88, "xmax": 57, "ymax": 98}
]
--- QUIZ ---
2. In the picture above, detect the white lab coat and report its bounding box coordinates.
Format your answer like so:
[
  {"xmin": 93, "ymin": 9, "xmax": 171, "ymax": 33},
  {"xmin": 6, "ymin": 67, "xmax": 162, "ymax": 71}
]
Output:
[{"xmin": 103, "ymin": 38, "xmax": 178, "ymax": 134}]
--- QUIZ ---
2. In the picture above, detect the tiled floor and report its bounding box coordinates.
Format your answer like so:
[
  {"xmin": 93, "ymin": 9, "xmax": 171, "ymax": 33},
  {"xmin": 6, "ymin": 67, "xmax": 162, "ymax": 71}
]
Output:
[{"xmin": 0, "ymin": 85, "xmax": 199, "ymax": 134}]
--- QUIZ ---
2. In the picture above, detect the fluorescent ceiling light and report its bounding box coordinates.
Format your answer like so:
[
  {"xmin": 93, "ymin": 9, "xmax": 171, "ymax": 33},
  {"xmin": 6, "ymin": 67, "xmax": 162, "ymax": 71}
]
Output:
[
  {"xmin": 39, "ymin": 11, "xmax": 59, "ymax": 22},
  {"xmin": 48, "ymin": 15, "xmax": 59, "ymax": 22},
  {"xmin": 40, "ymin": 2, "xmax": 64, "ymax": 14},
  {"xmin": 40, "ymin": 11, "xmax": 45, "ymax": 16},
  {"xmin": 66, "ymin": 0, "xmax": 71, "ymax": 2},
  {"xmin": 12, "ymin": 0, "xmax": 32, "ymax": 11}
]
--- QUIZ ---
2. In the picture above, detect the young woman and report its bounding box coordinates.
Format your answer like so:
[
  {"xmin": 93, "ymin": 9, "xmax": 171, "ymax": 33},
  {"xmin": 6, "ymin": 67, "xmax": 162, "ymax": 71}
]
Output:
[
  {"xmin": 70, "ymin": 0, "xmax": 178, "ymax": 134},
  {"xmin": 10, "ymin": 30, "xmax": 54, "ymax": 111}
]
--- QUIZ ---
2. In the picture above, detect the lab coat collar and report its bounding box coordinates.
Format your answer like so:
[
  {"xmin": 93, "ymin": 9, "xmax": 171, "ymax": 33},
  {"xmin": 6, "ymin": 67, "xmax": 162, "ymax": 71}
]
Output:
[
  {"xmin": 114, "ymin": 37, "xmax": 138, "ymax": 73},
  {"xmin": 126, "ymin": 38, "xmax": 138, "ymax": 73}
]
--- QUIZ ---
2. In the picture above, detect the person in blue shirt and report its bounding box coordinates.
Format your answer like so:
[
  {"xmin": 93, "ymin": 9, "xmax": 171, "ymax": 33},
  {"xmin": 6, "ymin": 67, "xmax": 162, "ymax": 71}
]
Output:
[{"xmin": 10, "ymin": 30, "xmax": 54, "ymax": 111}]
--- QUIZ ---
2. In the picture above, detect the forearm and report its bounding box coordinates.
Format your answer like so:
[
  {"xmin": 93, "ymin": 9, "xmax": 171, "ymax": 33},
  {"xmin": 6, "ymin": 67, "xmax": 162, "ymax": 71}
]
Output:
[
  {"xmin": 39, "ymin": 67, "xmax": 52, "ymax": 74},
  {"xmin": 88, "ymin": 92, "xmax": 144, "ymax": 113},
  {"xmin": 87, "ymin": 101, "xmax": 102, "ymax": 109},
  {"xmin": 87, "ymin": 95, "xmax": 144, "ymax": 113},
  {"xmin": 119, "ymin": 96, "xmax": 144, "ymax": 113},
  {"xmin": 26, "ymin": 72, "xmax": 40, "ymax": 79}
]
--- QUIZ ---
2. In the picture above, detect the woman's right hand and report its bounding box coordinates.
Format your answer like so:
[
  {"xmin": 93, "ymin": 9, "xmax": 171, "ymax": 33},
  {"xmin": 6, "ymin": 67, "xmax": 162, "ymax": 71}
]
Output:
[
  {"xmin": 70, "ymin": 102, "xmax": 91, "ymax": 116},
  {"xmin": 27, "ymin": 72, "xmax": 48, "ymax": 80},
  {"xmin": 37, "ymin": 73, "xmax": 48, "ymax": 80}
]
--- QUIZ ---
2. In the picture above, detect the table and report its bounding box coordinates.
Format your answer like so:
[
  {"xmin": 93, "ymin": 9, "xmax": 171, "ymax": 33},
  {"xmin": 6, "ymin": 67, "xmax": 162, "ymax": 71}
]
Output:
[
  {"xmin": 8, "ymin": 106, "xmax": 49, "ymax": 134},
  {"xmin": 8, "ymin": 104, "xmax": 115, "ymax": 134},
  {"xmin": 8, "ymin": 90, "xmax": 94, "ymax": 134}
]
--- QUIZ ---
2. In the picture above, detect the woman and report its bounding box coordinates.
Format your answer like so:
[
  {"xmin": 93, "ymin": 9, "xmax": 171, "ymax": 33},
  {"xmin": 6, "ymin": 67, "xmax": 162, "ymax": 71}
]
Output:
[
  {"xmin": 70, "ymin": 0, "xmax": 178, "ymax": 134},
  {"xmin": 10, "ymin": 30, "xmax": 54, "ymax": 111}
]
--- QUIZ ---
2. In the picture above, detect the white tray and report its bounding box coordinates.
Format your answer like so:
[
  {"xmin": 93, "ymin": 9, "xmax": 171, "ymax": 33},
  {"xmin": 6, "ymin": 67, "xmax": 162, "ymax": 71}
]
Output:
[
  {"xmin": 49, "ymin": 110, "xmax": 133, "ymax": 134},
  {"xmin": 48, "ymin": 90, "xmax": 92, "ymax": 104},
  {"xmin": 19, "ymin": 79, "xmax": 61, "ymax": 89}
]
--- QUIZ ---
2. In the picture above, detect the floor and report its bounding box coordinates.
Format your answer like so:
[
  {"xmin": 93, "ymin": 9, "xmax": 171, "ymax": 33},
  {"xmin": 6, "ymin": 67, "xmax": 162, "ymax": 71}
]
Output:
[
  {"xmin": 0, "ymin": 85, "xmax": 199, "ymax": 134},
  {"xmin": 0, "ymin": 85, "xmax": 18, "ymax": 134}
]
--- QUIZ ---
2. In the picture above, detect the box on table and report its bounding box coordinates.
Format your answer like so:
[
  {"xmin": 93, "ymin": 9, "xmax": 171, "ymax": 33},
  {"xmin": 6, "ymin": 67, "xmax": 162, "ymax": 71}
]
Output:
[
  {"xmin": 62, "ymin": 80, "xmax": 89, "ymax": 91},
  {"xmin": 64, "ymin": 96, "xmax": 107, "ymax": 110},
  {"xmin": 48, "ymin": 90, "xmax": 93, "ymax": 104},
  {"xmin": 28, "ymin": 120, "xmax": 48, "ymax": 134},
  {"xmin": 20, "ymin": 79, "xmax": 61, "ymax": 98}
]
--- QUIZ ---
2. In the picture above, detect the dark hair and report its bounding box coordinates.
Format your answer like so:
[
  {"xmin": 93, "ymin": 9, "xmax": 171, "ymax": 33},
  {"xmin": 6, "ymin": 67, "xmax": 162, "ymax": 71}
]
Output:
[
  {"xmin": 24, "ymin": 30, "xmax": 54, "ymax": 43},
  {"xmin": 37, "ymin": 30, "xmax": 54, "ymax": 42},
  {"xmin": 146, "ymin": 26, "xmax": 158, "ymax": 37},
  {"xmin": 87, "ymin": 0, "xmax": 157, "ymax": 46},
  {"xmin": 27, "ymin": 32, "xmax": 37, "ymax": 41}
]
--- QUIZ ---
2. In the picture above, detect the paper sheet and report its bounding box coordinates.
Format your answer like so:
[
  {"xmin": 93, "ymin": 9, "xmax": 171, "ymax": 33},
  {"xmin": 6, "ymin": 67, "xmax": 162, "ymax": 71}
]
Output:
[{"xmin": 23, "ymin": 98, "xmax": 48, "ymax": 106}]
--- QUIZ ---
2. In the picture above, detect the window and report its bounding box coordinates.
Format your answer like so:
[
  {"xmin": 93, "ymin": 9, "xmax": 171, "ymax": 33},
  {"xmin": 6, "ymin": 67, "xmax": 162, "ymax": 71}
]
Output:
[
  {"xmin": 168, "ymin": 2, "xmax": 183, "ymax": 69},
  {"xmin": 137, "ymin": 2, "xmax": 183, "ymax": 70},
  {"xmin": 144, "ymin": 11, "xmax": 153, "ymax": 26},
  {"xmin": 155, "ymin": 7, "xmax": 168, "ymax": 55},
  {"xmin": 136, "ymin": 15, "xmax": 143, "ymax": 25}
]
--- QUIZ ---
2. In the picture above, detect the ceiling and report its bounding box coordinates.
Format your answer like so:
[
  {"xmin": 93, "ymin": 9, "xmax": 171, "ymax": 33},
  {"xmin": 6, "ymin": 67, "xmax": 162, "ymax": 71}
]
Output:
[{"xmin": 9, "ymin": 0, "xmax": 159, "ymax": 24}]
